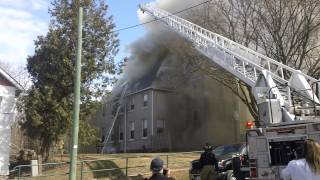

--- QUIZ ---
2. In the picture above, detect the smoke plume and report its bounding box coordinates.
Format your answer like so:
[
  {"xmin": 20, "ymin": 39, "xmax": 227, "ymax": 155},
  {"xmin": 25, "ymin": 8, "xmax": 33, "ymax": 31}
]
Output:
[{"xmin": 112, "ymin": 0, "xmax": 250, "ymax": 150}]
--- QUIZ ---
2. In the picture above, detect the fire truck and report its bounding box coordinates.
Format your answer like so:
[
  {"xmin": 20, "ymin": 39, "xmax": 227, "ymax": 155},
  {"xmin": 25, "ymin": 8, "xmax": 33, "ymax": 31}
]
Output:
[{"xmin": 139, "ymin": 3, "xmax": 320, "ymax": 180}]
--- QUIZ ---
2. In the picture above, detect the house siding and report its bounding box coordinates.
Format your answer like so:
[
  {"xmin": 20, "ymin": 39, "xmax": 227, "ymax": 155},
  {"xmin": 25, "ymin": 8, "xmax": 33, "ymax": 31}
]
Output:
[
  {"xmin": 99, "ymin": 88, "xmax": 172, "ymax": 152},
  {"xmin": 0, "ymin": 77, "xmax": 19, "ymax": 175},
  {"xmin": 94, "ymin": 78, "xmax": 251, "ymax": 153}
]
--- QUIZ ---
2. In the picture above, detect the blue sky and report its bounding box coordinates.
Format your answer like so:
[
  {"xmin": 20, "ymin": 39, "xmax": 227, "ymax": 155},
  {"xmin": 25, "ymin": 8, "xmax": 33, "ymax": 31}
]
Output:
[
  {"xmin": 106, "ymin": 0, "xmax": 152, "ymax": 63},
  {"xmin": 0, "ymin": 0, "xmax": 49, "ymax": 65},
  {"xmin": 0, "ymin": 0, "xmax": 152, "ymax": 66}
]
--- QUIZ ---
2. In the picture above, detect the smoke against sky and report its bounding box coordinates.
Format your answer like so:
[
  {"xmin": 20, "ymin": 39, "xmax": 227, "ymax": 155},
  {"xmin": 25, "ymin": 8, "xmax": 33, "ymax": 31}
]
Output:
[
  {"xmin": 109, "ymin": 0, "xmax": 250, "ymax": 148},
  {"xmin": 117, "ymin": 0, "xmax": 205, "ymax": 90}
]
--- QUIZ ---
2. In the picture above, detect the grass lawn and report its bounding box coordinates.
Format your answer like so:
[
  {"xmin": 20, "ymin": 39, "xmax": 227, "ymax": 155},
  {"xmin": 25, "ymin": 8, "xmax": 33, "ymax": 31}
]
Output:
[{"xmin": 13, "ymin": 152, "xmax": 201, "ymax": 180}]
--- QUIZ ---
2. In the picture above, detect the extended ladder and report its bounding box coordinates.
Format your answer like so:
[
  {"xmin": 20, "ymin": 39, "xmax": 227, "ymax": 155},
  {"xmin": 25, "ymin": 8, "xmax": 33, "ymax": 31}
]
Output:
[{"xmin": 139, "ymin": 4, "xmax": 320, "ymax": 121}]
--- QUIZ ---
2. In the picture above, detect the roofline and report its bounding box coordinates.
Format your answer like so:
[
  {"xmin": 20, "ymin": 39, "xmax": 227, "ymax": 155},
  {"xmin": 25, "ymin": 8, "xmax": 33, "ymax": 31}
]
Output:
[
  {"xmin": 104, "ymin": 86, "xmax": 176, "ymax": 103},
  {"xmin": 124, "ymin": 86, "xmax": 173, "ymax": 97},
  {"xmin": 0, "ymin": 66, "xmax": 24, "ymax": 91}
]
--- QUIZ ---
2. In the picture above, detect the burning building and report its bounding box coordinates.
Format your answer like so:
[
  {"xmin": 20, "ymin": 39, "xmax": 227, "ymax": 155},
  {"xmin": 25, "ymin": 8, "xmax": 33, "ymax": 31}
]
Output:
[
  {"xmin": 93, "ymin": 0, "xmax": 252, "ymax": 153},
  {"xmin": 94, "ymin": 49, "xmax": 251, "ymax": 153}
]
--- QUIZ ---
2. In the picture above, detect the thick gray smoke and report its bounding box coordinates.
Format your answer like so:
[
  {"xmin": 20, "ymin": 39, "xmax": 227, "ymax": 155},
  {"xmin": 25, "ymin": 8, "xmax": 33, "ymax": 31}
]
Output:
[
  {"xmin": 138, "ymin": 0, "xmax": 204, "ymax": 23},
  {"xmin": 114, "ymin": 0, "xmax": 205, "ymax": 92},
  {"xmin": 112, "ymin": 0, "xmax": 250, "ymax": 150}
]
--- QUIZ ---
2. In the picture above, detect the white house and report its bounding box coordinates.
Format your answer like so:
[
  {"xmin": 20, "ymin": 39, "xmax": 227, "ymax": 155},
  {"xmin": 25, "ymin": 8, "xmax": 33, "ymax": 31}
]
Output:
[{"xmin": 0, "ymin": 67, "xmax": 23, "ymax": 176}]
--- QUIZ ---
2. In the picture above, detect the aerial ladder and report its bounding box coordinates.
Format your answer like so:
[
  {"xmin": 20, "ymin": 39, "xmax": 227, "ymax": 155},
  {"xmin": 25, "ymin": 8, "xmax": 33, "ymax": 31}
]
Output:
[{"xmin": 139, "ymin": 4, "xmax": 320, "ymax": 179}]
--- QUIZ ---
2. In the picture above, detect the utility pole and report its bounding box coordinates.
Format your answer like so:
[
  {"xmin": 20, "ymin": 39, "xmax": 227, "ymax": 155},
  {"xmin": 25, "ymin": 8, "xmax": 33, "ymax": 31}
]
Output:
[
  {"xmin": 69, "ymin": 6, "xmax": 83, "ymax": 180},
  {"xmin": 124, "ymin": 102, "xmax": 127, "ymax": 153}
]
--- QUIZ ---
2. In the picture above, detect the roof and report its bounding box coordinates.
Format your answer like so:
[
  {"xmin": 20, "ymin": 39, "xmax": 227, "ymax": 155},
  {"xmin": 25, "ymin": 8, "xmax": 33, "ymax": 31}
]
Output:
[
  {"xmin": 125, "ymin": 59, "xmax": 162, "ymax": 94},
  {"xmin": 124, "ymin": 86, "xmax": 174, "ymax": 97},
  {"xmin": 0, "ymin": 66, "xmax": 24, "ymax": 91}
]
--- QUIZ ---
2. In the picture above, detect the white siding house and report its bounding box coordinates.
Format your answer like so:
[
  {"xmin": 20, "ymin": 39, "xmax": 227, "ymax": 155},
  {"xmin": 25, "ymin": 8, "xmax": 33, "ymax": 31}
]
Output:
[{"xmin": 0, "ymin": 67, "xmax": 23, "ymax": 175}]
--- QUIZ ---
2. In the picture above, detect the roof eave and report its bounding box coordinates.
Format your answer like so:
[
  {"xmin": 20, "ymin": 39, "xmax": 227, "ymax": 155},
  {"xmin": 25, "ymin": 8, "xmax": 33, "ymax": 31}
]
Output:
[{"xmin": 0, "ymin": 67, "xmax": 24, "ymax": 91}]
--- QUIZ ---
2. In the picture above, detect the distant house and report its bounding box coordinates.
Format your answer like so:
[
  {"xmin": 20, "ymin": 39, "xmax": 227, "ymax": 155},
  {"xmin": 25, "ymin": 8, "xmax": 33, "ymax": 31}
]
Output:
[{"xmin": 0, "ymin": 67, "xmax": 23, "ymax": 175}]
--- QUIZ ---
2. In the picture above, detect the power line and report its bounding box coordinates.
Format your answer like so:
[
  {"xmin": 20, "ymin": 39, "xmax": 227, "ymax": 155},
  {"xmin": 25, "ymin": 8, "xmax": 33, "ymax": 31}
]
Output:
[
  {"xmin": 111, "ymin": 0, "xmax": 213, "ymax": 33},
  {"xmin": 111, "ymin": 19, "xmax": 158, "ymax": 33}
]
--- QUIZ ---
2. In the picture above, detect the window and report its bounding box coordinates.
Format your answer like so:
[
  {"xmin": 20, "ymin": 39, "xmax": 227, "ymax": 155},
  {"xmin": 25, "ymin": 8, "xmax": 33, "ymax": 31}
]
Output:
[
  {"xmin": 130, "ymin": 97, "xmax": 135, "ymax": 110},
  {"xmin": 129, "ymin": 121, "xmax": 135, "ymax": 139},
  {"xmin": 101, "ymin": 128, "xmax": 105, "ymax": 142},
  {"xmin": 143, "ymin": 94, "xmax": 148, "ymax": 107},
  {"xmin": 101, "ymin": 135, "xmax": 105, "ymax": 143},
  {"xmin": 119, "ymin": 126, "xmax": 124, "ymax": 141},
  {"xmin": 119, "ymin": 132, "xmax": 124, "ymax": 141},
  {"xmin": 157, "ymin": 119, "xmax": 165, "ymax": 134},
  {"xmin": 142, "ymin": 119, "xmax": 148, "ymax": 138},
  {"xmin": 110, "ymin": 129, "xmax": 115, "ymax": 142}
]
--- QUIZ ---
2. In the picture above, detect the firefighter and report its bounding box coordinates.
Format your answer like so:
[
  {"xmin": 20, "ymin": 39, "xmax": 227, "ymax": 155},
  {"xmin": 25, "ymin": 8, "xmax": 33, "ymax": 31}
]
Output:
[{"xmin": 199, "ymin": 143, "xmax": 218, "ymax": 180}]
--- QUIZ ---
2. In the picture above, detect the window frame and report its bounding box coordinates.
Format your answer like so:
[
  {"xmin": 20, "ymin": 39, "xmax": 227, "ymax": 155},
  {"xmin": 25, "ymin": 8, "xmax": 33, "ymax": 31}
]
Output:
[
  {"xmin": 110, "ymin": 129, "xmax": 115, "ymax": 142},
  {"xmin": 143, "ymin": 94, "xmax": 148, "ymax": 107},
  {"xmin": 129, "ymin": 96, "xmax": 135, "ymax": 111},
  {"xmin": 156, "ymin": 119, "xmax": 165, "ymax": 135},
  {"xmin": 142, "ymin": 119, "xmax": 148, "ymax": 138},
  {"xmin": 129, "ymin": 121, "xmax": 135, "ymax": 140},
  {"xmin": 119, "ymin": 125, "xmax": 124, "ymax": 141}
]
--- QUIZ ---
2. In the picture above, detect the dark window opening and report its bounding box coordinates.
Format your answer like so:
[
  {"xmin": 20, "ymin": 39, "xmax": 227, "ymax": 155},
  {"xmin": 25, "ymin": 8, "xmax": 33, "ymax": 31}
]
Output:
[
  {"xmin": 157, "ymin": 119, "xmax": 165, "ymax": 135},
  {"xmin": 129, "ymin": 121, "xmax": 135, "ymax": 139},
  {"xmin": 130, "ymin": 97, "xmax": 135, "ymax": 110},
  {"xmin": 119, "ymin": 132, "xmax": 124, "ymax": 140},
  {"xmin": 111, "ymin": 131, "xmax": 115, "ymax": 141},
  {"xmin": 143, "ymin": 128, "xmax": 148, "ymax": 137},
  {"xmin": 157, "ymin": 128, "xmax": 164, "ymax": 134},
  {"xmin": 142, "ymin": 119, "xmax": 148, "ymax": 137},
  {"xmin": 101, "ymin": 135, "xmax": 105, "ymax": 143}
]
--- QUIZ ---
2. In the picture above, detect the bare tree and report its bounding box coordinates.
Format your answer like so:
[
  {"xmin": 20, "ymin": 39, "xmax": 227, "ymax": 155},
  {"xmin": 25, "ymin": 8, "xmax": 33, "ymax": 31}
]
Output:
[
  {"xmin": 0, "ymin": 60, "xmax": 32, "ymax": 89},
  {"xmin": 174, "ymin": 0, "xmax": 259, "ymax": 120},
  {"xmin": 170, "ymin": 0, "xmax": 320, "ymax": 121},
  {"xmin": 253, "ymin": 0, "xmax": 320, "ymax": 77}
]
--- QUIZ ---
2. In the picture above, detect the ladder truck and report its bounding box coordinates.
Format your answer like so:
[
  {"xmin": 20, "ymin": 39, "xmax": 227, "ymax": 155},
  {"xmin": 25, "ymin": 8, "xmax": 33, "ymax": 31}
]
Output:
[{"xmin": 139, "ymin": 4, "xmax": 320, "ymax": 180}]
